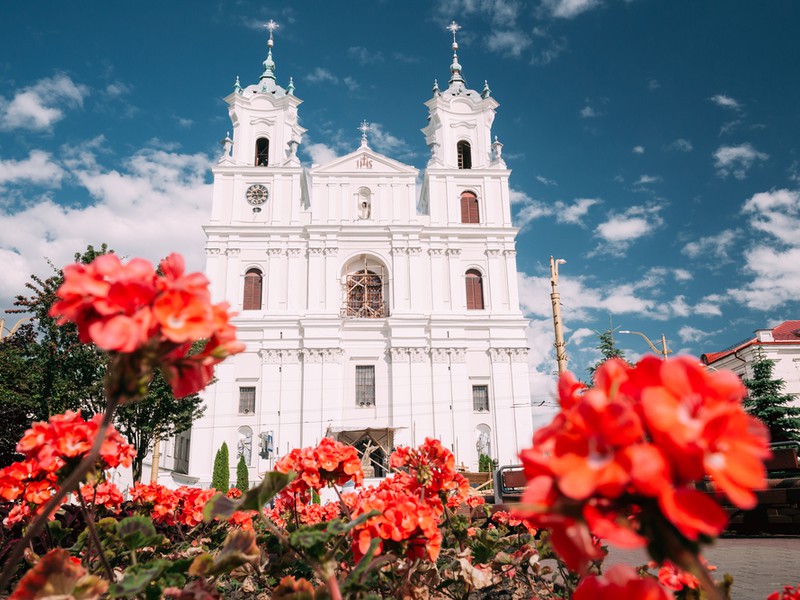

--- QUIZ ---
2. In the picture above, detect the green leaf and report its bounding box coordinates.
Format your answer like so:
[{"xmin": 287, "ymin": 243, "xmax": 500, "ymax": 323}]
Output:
[
  {"xmin": 189, "ymin": 530, "xmax": 259, "ymax": 577},
  {"xmin": 203, "ymin": 470, "xmax": 295, "ymax": 521},
  {"xmin": 108, "ymin": 561, "xmax": 170, "ymax": 597},
  {"xmin": 117, "ymin": 516, "xmax": 165, "ymax": 551}
]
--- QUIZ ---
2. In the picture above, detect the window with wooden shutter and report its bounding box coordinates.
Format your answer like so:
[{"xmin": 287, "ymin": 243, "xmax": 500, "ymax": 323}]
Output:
[
  {"xmin": 460, "ymin": 191, "xmax": 480, "ymax": 224},
  {"xmin": 465, "ymin": 269, "xmax": 484, "ymax": 310},
  {"xmin": 457, "ymin": 140, "xmax": 472, "ymax": 169},
  {"xmin": 243, "ymin": 269, "xmax": 263, "ymax": 310},
  {"xmin": 255, "ymin": 137, "xmax": 270, "ymax": 166}
]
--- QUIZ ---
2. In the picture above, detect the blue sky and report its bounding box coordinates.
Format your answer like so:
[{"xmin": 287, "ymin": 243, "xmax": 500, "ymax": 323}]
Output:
[{"xmin": 2, "ymin": 1, "xmax": 799, "ymax": 393}]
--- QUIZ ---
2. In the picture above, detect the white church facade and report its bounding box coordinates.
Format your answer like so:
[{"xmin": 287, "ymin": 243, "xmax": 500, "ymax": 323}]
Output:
[{"xmin": 187, "ymin": 23, "xmax": 534, "ymax": 486}]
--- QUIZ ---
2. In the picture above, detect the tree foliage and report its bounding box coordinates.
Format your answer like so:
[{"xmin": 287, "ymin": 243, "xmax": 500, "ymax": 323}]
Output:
[
  {"xmin": 117, "ymin": 368, "xmax": 205, "ymax": 483},
  {"xmin": 1, "ymin": 244, "xmax": 206, "ymax": 476},
  {"xmin": 0, "ymin": 323, "xmax": 41, "ymax": 466},
  {"xmin": 742, "ymin": 351, "xmax": 800, "ymax": 442},
  {"xmin": 587, "ymin": 327, "xmax": 630, "ymax": 380},
  {"xmin": 236, "ymin": 454, "xmax": 249, "ymax": 492},
  {"xmin": 212, "ymin": 442, "xmax": 230, "ymax": 492}
]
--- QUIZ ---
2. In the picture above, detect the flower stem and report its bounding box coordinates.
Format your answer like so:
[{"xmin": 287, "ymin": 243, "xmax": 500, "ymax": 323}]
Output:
[
  {"xmin": 0, "ymin": 394, "xmax": 121, "ymax": 591},
  {"xmin": 78, "ymin": 493, "xmax": 114, "ymax": 581},
  {"xmin": 327, "ymin": 573, "xmax": 343, "ymax": 600}
]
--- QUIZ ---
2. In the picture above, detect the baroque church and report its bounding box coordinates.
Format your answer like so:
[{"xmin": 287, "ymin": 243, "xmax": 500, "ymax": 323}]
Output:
[{"xmin": 186, "ymin": 22, "xmax": 534, "ymax": 486}]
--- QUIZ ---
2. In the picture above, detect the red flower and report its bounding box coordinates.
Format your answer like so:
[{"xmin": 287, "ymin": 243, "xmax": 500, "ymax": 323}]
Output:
[
  {"xmin": 50, "ymin": 252, "xmax": 244, "ymax": 398},
  {"xmin": 275, "ymin": 437, "xmax": 363, "ymax": 495},
  {"xmin": 573, "ymin": 564, "xmax": 673, "ymax": 600},
  {"xmin": 9, "ymin": 548, "xmax": 108, "ymax": 600},
  {"xmin": 769, "ymin": 586, "xmax": 800, "ymax": 600}
]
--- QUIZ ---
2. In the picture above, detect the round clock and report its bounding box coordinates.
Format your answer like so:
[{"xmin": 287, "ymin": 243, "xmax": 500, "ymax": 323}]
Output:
[{"xmin": 246, "ymin": 184, "xmax": 269, "ymax": 205}]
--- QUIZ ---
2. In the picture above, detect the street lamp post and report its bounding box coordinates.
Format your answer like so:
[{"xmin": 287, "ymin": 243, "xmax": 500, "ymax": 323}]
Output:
[
  {"xmin": 619, "ymin": 330, "xmax": 670, "ymax": 360},
  {"xmin": 550, "ymin": 256, "xmax": 568, "ymax": 374}
]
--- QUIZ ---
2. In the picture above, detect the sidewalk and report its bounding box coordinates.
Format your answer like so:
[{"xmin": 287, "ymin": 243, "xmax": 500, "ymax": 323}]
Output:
[{"xmin": 605, "ymin": 536, "xmax": 800, "ymax": 599}]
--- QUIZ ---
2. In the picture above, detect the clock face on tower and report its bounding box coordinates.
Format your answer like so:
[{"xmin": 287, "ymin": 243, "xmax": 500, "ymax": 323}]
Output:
[{"xmin": 246, "ymin": 184, "xmax": 269, "ymax": 205}]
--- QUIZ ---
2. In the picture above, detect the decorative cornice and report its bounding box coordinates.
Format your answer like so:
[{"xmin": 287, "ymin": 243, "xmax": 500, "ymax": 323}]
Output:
[
  {"xmin": 226, "ymin": 248, "xmax": 241, "ymax": 257},
  {"xmin": 488, "ymin": 347, "xmax": 530, "ymax": 362},
  {"xmin": 323, "ymin": 247, "xmax": 339, "ymax": 256},
  {"xmin": 503, "ymin": 249, "xmax": 517, "ymax": 258},
  {"xmin": 407, "ymin": 247, "xmax": 423, "ymax": 256},
  {"xmin": 302, "ymin": 348, "xmax": 343, "ymax": 363},
  {"xmin": 287, "ymin": 248, "xmax": 304, "ymax": 257},
  {"xmin": 391, "ymin": 247, "xmax": 409, "ymax": 256},
  {"xmin": 206, "ymin": 247, "xmax": 223, "ymax": 256},
  {"xmin": 308, "ymin": 247, "xmax": 326, "ymax": 256},
  {"xmin": 485, "ymin": 249, "xmax": 502, "ymax": 258},
  {"xmin": 446, "ymin": 248, "xmax": 462, "ymax": 257},
  {"xmin": 266, "ymin": 248, "xmax": 284, "ymax": 256},
  {"xmin": 429, "ymin": 248, "xmax": 446, "ymax": 257},
  {"xmin": 259, "ymin": 349, "xmax": 301, "ymax": 364},
  {"xmin": 431, "ymin": 347, "xmax": 467, "ymax": 363}
]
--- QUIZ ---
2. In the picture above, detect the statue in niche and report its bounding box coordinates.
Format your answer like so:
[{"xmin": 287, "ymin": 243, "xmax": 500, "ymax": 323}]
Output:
[
  {"xmin": 357, "ymin": 188, "xmax": 372, "ymax": 220},
  {"xmin": 219, "ymin": 132, "xmax": 233, "ymax": 162},
  {"xmin": 360, "ymin": 439, "xmax": 376, "ymax": 478},
  {"xmin": 476, "ymin": 430, "xmax": 490, "ymax": 458}
]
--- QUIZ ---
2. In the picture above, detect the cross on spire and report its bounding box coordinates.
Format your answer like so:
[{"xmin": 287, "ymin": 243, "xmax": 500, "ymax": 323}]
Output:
[
  {"xmin": 447, "ymin": 20, "xmax": 461, "ymax": 44},
  {"xmin": 266, "ymin": 19, "xmax": 279, "ymax": 41},
  {"xmin": 358, "ymin": 120, "xmax": 370, "ymax": 145}
]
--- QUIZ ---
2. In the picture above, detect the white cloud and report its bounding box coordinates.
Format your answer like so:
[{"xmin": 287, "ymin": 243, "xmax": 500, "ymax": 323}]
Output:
[
  {"xmin": 673, "ymin": 268, "xmax": 692, "ymax": 282},
  {"xmin": 733, "ymin": 188, "xmax": 800, "ymax": 310},
  {"xmin": 569, "ymin": 327, "xmax": 595, "ymax": 346},
  {"xmin": 304, "ymin": 142, "xmax": 338, "ymax": 166},
  {"xmin": 681, "ymin": 229, "xmax": 738, "ymax": 261},
  {"xmin": 710, "ymin": 94, "xmax": 742, "ymax": 110},
  {"xmin": 594, "ymin": 204, "xmax": 663, "ymax": 250},
  {"xmin": 366, "ymin": 123, "xmax": 414, "ymax": 159},
  {"xmin": 512, "ymin": 192, "xmax": 599, "ymax": 229},
  {"xmin": 177, "ymin": 117, "xmax": 193, "ymax": 128},
  {"xmin": 713, "ymin": 143, "xmax": 768, "ymax": 179},
  {"xmin": 0, "ymin": 150, "xmax": 65, "ymax": 188},
  {"xmin": 486, "ymin": 30, "xmax": 532, "ymax": 57},
  {"xmin": 557, "ymin": 197, "xmax": 600, "ymax": 225},
  {"xmin": 536, "ymin": 174, "xmax": 558, "ymax": 186},
  {"xmin": 304, "ymin": 67, "xmax": 339, "ymax": 85},
  {"xmin": 348, "ymin": 46, "xmax": 384, "ymax": 64},
  {"xmin": 647, "ymin": 79, "xmax": 660, "ymax": 91},
  {"xmin": 542, "ymin": 0, "xmax": 602, "ymax": 18},
  {"xmin": 678, "ymin": 325, "xmax": 716, "ymax": 344},
  {"xmin": 633, "ymin": 174, "xmax": 661, "ymax": 186},
  {"xmin": 632, "ymin": 145, "xmax": 645, "ymax": 154},
  {"xmin": 665, "ymin": 138, "xmax": 693, "ymax": 152},
  {"xmin": 742, "ymin": 188, "xmax": 800, "ymax": 245},
  {"xmin": 580, "ymin": 105, "xmax": 599, "ymax": 118},
  {"xmin": 105, "ymin": 82, "xmax": 132, "ymax": 98},
  {"xmin": 0, "ymin": 74, "xmax": 88, "ymax": 131},
  {"xmin": 0, "ymin": 143, "xmax": 212, "ymax": 310}
]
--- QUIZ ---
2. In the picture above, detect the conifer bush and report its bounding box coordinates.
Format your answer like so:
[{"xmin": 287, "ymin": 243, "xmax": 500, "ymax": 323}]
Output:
[{"xmin": 211, "ymin": 442, "xmax": 230, "ymax": 492}]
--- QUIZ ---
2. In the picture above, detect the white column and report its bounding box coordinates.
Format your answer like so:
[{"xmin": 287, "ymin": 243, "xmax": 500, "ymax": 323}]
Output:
[
  {"xmin": 266, "ymin": 248, "xmax": 283, "ymax": 311},
  {"xmin": 321, "ymin": 349, "xmax": 344, "ymax": 437},
  {"xmin": 324, "ymin": 248, "xmax": 339, "ymax": 312},
  {"xmin": 286, "ymin": 248, "xmax": 305, "ymax": 312},
  {"xmin": 278, "ymin": 350, "xmax": 303, "ymax": 458},
  {"xmin": 430, "ymin": 349, "xmax": 452, "ymax": 450},
  {"xmin": 429, "ymin": 248, "xmax": 447, "ymax": 311},
  {"xmin": 486, "ymin": 249, "xmax": 507, "ymax": 311},
  {"xmin": 307, "ymin": 247, "xmax": 326, "ymax": 312},
  {"xmin": 224, "ymin": 248, "xmax": 241, "ymax": 308},
  {"xmin": 449, "ymin": 348, "xmax": 471, "ymax": 468},
  {"xmin": 409, "ymin": 348, "xmax": 432, "ymax": 445},
  {"xmin": 504, "ymin": 249, "xmax": 521, "ymax": 312},
  {"xmin": 391, "ymin": 247, "xmax": 410, "ymax": 313},
  {"xmin": 301, "ymin": 349, "xmax": 324, "ymax": 447},
  {"xmin": 390, "ymin": 348, "xmax": 412, "ymax": 447},
  {"xmin": 446, "ymin": 248, "xmax": 461, "ymax": 311}
]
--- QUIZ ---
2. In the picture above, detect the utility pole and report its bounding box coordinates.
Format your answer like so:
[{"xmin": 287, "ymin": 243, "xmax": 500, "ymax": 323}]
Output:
[
  {"xmin": 150, "ymin": 435, "xmax": 160, "ymax": 483},
  {"xmin": 549, "ymin": 256, "xmax": 568, "ymax": 374}
]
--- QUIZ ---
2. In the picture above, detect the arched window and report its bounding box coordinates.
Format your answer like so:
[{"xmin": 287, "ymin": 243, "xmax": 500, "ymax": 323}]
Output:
[
  {"xmin": 237, "ymin": 427, "xmax": 253, "ymax": 467},
  {"xmin": 465, "ymin": 269, "xmax": 484, "ymax": 310},
  {"xmin": 243, "ymin": 268, "xmax": 263, "ymax": 310},
  {"xmin": 346, "ymin": 269, "xmax": 385, "ymax": 318},
  {"xmin": 255, "ymin": 137, "xmax": 270, "ymax": 166},
  {"xmin": 457, "ymin": 140, "xmax": 472, "ymax": 169},
  {"xmin": 460, "ymin": 191, "xmax": 480, "ymax": 224}
]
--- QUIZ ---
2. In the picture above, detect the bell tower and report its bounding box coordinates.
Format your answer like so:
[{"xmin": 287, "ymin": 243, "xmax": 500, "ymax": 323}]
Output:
[{"xmin": 420, "ymin": 22, "xmax": 511, "ymax": 228}]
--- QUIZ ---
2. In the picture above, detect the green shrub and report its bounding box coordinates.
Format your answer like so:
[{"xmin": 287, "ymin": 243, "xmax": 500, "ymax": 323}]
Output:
[
  {"xmin": 211, "ymin": 442, "xmax": 230, "ymax": 491},
  {"xmin": 236, "ymin": 453, "xmax": 249, "ymax": 492}
]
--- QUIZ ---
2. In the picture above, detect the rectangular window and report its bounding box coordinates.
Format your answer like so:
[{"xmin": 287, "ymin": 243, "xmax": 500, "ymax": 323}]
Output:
[
  {"xmin": 356, "ymin": 365, "xmax": 375, "ymax": 407},
  {"xmin": 473, "ymin": 385, "xmax": 489, "ymax": 412},
  {"xmin": 239, "ymin": 386, "xmax": 256, "ymax": 414}
]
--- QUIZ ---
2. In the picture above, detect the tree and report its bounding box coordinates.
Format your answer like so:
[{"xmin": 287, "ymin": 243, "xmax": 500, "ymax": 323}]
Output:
[
  {"xmin": 742, "ymin": 351, "xmax": 800, "ymax": 443},
  {"xmin": 4, "ymin": 244, "xmax": 207, "ymax": 479},
  {"xmin": 116, "ymin": 368, "xmax": 205, "ymax": 483},
  {"xmin": 236, "ymin": 454, "xmax": 249, "ymax": 492},
  {"xmin": 212, "ymin": 442, "xmax": 230, "ymax": 491},
  {"xmin": 588, "ymin": 327, "xmax": 630, "ymax": 380},
  {"xmin": 0, "ymin": 324, "xmax": 41, "ymax": 466}
]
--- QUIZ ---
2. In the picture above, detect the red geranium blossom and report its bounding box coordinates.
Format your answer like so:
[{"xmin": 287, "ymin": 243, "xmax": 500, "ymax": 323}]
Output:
[
  {"xmin": 573, "ymin": 564, "xmax": 673, "ymax": 600},
  {"xmin": 49, "ymin": 252, "xmax": 244, "ymax": 398}
]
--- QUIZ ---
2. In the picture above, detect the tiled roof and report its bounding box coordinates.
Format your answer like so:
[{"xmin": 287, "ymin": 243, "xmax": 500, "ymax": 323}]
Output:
[{"xmin": 701, "ymin": 320, "xmax": 800, "ymax": 364}]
